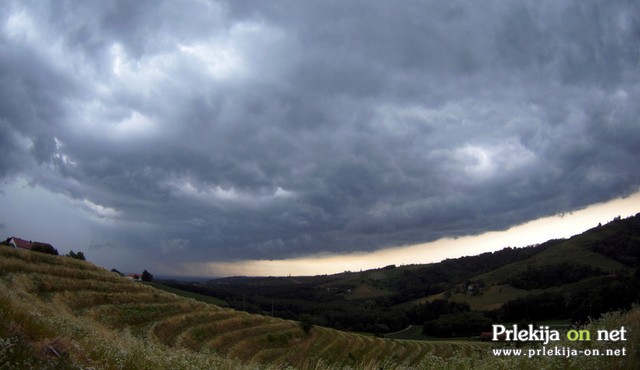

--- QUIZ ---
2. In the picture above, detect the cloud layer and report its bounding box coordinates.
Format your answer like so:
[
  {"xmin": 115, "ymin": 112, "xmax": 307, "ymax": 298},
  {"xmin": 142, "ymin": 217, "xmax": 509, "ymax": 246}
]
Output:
[{"xmin": 1, "ymin": 1, "xmax": 639, "ymax": 271}]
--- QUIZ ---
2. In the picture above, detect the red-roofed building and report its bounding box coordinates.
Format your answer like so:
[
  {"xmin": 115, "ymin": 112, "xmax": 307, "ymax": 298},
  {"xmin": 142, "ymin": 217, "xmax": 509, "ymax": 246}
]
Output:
[
  {"xmin": 7, "ymin": 237, "xmax": 33, "ymax": 250},
  {"xmin": 127, "ymin": 273, "xmax": 141, "ymax": 281},
  {"xmin": 7, "ymin": 237, "xmax": 55, "ymax": 251}
]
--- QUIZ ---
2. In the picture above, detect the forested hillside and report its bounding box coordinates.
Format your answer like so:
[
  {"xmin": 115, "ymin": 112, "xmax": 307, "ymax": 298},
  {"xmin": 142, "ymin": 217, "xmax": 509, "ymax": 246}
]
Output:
[{"xmin": 163, "ymin": 214, "xmax": 640, "ymax": 337}]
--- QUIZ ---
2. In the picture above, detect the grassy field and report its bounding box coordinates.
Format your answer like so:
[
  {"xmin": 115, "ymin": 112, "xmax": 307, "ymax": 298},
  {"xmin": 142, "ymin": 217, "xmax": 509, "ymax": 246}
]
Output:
[
  {"xmin": 143, "ymin": 281, "xmax": 229, "ymax": 307},
  {"xmin": 345, "ymin": 283, "xmax": 391, "ymax": 300},
  {"xmin": 384, "ymin": 325, "xmax": 428, "ymax": 340},
  {"xmin": 413, "ymin": 284, "xmax": 546, "ymax": 311},
  {"xmin": 0, "ymin": 247, "xmax": 489, "ymax": 369},
  {"xmin": 0, "ymin": 246, "xmax": 638, "ymax": 369},
  {"xmin": 473, "ymin": 236, "xmax": 632, "ymax": 286}
]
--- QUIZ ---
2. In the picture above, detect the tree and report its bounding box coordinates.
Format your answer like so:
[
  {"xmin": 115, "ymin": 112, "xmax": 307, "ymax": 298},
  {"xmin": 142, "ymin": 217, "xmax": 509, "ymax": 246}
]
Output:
[
  {"xmin": 423, "ymin": 311, "xmax": 491, "ymax": 337},
  {"xmin": 141, "ymin": 270, "xmax": 153, "ymax": 282},
  {"xmin": 298, "ymin": 313, "xmax": 314, "ymax": 334},
  {"xmin": 31, "ymin": 244, "xmax": 59, "ymax": 255},
  {"xmin": 66, "ymin": 250, "xmax": 86, "ymax": 260}
]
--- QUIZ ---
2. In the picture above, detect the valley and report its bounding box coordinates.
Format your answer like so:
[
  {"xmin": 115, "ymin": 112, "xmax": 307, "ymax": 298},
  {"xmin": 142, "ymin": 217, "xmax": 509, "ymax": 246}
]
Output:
[{"xmin": 0, "ymin": 213, "xmax": 639, "ymax": 369}]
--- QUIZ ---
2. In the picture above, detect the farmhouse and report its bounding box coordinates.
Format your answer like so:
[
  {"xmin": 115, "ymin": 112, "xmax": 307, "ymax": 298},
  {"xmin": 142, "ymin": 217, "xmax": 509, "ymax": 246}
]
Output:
[
  {"xmin": 127, "ymin": 273, "xmax": 141, "ymax": 281},
  {"xmin": 6, "ymin": 237, "xmax": 32, "ymax": 250},
  {"xmin": 5, "ymin": 237, "xmax": 57, "ymax": 254}
]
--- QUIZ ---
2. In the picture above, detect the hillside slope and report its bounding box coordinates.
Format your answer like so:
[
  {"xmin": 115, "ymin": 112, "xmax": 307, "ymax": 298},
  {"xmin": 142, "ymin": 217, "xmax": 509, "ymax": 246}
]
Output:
[
  {"xmin": 473, "ymin": 219, "xmax": 636, "ymax": 286},
  {"xmin": 1, "ymin": 247, "xmax": 638, "ymax": 369},
  {"xmin": 0, "ymin": 247, "xmax": 486, "ymax": 369},
  {"xmin": 162, "ymin": 214, "xmax": 640, "ymax": 334},
  {"xmin": 419, "ymin": 215, "xmax": 640, "ymax": 313}
]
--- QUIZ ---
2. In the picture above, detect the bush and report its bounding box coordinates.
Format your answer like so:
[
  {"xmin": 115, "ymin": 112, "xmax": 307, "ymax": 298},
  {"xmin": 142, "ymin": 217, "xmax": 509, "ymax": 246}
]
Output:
[
  {"xmin": 66, "ymin": 250, "xmax": 86, "ymax": 260},
  {"xmin": 31, "ymin": 244, "xmax": 58, "ymax": 256},
  {"xmin": 298, "ymin": 313, "xmax": 314, "ymax": 334},
  {"xmin": 142, "ymin": 270, "xmax": 153, "ymax": 282},
  {"xmin": 423, "ymin": 311, "xmax": 491, "ymax": 337}
]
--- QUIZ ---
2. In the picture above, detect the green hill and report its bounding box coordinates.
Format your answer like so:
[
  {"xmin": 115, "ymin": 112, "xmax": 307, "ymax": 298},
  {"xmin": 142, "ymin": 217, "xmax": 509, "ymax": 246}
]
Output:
[
  {"xmin": 415, "ymin": 215, "xmax": 640, "ymax": 315},
  {"xmin": 161, "ymin": 214, "xmax": 640, "ymax": 336}
]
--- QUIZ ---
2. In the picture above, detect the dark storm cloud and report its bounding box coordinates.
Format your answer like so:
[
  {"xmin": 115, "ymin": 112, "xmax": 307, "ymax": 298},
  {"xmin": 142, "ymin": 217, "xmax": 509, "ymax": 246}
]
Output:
[{"xmin": 1, "ymin": 0, "xmax": 639, "ymax": 266}]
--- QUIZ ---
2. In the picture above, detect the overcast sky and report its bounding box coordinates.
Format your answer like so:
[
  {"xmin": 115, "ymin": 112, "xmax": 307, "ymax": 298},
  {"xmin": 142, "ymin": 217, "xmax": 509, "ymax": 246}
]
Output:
[{"xmin": 1, "ymin": 1, "xmax": 639, "ymax": 275}]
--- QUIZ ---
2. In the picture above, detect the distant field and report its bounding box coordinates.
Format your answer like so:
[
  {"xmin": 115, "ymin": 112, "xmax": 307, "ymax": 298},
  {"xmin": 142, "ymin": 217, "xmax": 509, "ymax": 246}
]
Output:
[
  {"xmin": 346, "ymin": 283, "xmax": 390, "ymax": 300},
  {"xmin": 414, "ymin": 284, "xmax": 542, "ymax": 311}
]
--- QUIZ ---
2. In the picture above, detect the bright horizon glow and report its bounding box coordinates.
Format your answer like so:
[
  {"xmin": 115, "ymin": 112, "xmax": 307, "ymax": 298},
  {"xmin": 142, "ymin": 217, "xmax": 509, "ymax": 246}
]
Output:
[{"xmin": 175, "ymin": 191, "xmax": 640, "ymax": 277}]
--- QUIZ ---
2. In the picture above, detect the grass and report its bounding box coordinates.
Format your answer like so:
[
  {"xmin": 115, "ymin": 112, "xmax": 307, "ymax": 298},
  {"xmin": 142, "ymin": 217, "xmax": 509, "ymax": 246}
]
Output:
[
  {"xmin": 384, "ymin": 325, "xmax": 429, "ymax": 340},
  {"xmin": 473, "ymin": 238, "xmax": 632, "ymax": 286},
  {"xmin": 0, "ymin": 246, "xmax": 638, "ymax": 369},
  {"xmin": 345, "ymin": 283, "xmax": 391, "ymax": 300},
  {"xmin": 417, "ymin": 283, "xmax": 542, "ymax": 311},
  {"xmin": 143, "ymin": 281, "xmax": 229, "ymax": 307}
]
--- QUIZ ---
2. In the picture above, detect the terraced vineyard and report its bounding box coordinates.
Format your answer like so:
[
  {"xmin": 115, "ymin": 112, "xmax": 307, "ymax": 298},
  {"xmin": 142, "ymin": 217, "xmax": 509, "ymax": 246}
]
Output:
[
  {"xmin": 2, "ymin": 247, "xmax": 638, "ymax": 369},
  {"xmin": 0, "ymin": 247, "xmax": 489, "ymax": 369}
]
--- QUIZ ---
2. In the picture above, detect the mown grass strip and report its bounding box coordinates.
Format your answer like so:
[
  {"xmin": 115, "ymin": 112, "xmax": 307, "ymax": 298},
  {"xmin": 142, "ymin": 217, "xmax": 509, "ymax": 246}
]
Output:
[
  {"xmin": 85, "ymin": 301, "xmax": 201, "ymax": 330},
  {"xmin": 243, "ymin": 324, "xmax": 306, "ymax": 363},
  {"xmin": 25, "ymin": 272, "xmax": 149, "ymax": 295},
  {"xmin": 179, "ymin": 314, "xmax": 269, "ymax": 351},
  {"xmin": 205, "ymin": 320, "xmax": 296, "ymax": 355},
  {"xmin": 172, "ymin": 312, "xmax": 257, "ymax": 349},
  {"xmin": 151, "ymin": 308, "xmax": 225, "ymax": 345},
  {"xmin": 144, "ymin": 282, "xmax": 229, "ymax": 307},
  {"xmin": 56, "ymin": 290, "xmax": 177, "ymax": 311},
  {"xmin": 310, "ymin": 330, "xmax": 351, "ymax": 364},
  {"xmin": 0, "ymin": 256, "xmax": 124, "ymax": 283}
]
